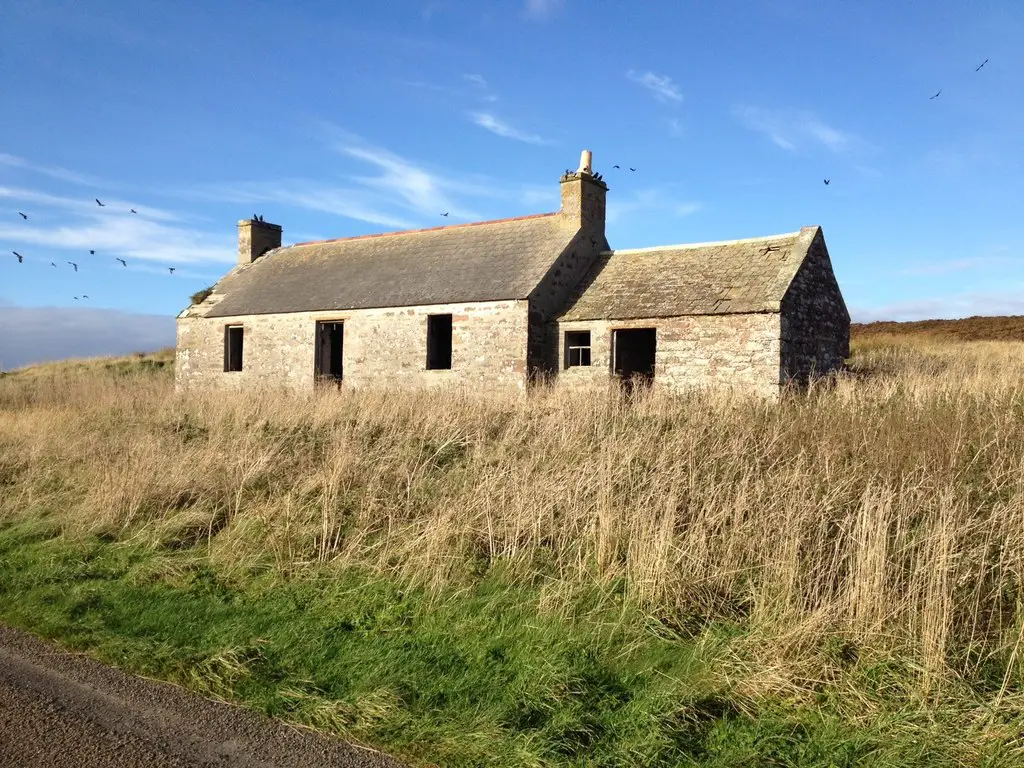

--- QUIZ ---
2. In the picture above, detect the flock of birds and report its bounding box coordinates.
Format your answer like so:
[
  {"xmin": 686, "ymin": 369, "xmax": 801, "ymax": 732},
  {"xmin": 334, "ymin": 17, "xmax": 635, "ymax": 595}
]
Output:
[
  {"xmin": 818, "ymin": 57, "xmax": 988, "ymax": 187},
  {"xmin": 9, "ymin": 57, "xmax": 996, "ymax": 291},
  {"xmin": 928, "ymin": 58, "xmax": 989, "ymax": 101},
  {"xmin": 9, "ymin": 197, "xmax": 178, "ymax": 301},
  {"xmin": 443, "ymin": 54, "xmax": 987, "ymax": 226}
]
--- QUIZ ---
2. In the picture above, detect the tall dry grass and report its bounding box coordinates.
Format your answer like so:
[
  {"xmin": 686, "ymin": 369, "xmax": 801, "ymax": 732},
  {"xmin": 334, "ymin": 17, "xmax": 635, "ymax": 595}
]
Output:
[{"xmin": 3, "ymin": 339, "xmax": 1024, "ymax": 694}]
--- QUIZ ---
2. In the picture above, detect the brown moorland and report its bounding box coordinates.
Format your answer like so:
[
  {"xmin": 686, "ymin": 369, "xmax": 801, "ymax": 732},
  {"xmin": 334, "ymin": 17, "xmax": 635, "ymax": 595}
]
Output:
[{"xmin": 853, "ymin": 314, "xmax": 1024, "ymax": 342}]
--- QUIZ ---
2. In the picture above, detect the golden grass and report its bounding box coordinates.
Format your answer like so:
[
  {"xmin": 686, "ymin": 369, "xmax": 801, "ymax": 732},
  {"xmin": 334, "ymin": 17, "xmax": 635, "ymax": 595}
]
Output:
[{"xmin": 3, "ymin": 337, "xmax": 1024, "ymax": 696}]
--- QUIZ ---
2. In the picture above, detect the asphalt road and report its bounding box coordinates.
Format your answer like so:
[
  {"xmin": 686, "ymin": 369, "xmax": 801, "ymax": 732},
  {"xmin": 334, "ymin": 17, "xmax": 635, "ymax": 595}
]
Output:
[{"xmin": 0, "ymin": 624, "xmax": 406, "ymax": 768}]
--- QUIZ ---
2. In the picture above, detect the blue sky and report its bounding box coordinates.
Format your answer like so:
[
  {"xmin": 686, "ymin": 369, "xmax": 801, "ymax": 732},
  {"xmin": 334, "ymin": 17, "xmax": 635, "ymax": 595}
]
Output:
[{"xmin": 1, "ymin": 0, "xmax": 1022, "ymax": 367}]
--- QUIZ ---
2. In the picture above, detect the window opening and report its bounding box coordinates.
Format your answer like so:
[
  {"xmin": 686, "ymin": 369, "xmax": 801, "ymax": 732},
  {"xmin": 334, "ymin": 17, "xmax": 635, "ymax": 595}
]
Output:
[{"xmin": 565, "ymin": 330, "xmax": 592, "ymax": 368}]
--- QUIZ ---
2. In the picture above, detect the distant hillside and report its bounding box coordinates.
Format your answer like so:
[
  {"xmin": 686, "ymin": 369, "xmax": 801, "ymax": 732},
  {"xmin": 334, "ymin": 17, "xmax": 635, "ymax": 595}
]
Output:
[{"xmin": 853, "ymin": 315, "xmax": 1024, "ymax": 342}]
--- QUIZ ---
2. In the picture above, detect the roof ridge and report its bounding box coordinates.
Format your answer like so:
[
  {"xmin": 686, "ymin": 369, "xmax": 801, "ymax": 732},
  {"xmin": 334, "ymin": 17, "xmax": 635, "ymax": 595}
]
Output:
[
  {"xmin": 608, "ymin": 230, "xmax": 804, "ymax": 255},
  {"xmin": 290, "ymin": 212, "xmax": 562, "ymax": 248}
]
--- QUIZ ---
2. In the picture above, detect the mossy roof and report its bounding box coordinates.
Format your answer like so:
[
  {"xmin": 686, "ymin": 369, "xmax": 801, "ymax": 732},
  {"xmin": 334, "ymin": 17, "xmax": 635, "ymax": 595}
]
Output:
[
  {"xmin": 204, "ymin": 213, "xmax": 578, "ymax": 318},
  {"xmin": 557, "ymin": 226, "xmax": 821, "ymax": 321}
]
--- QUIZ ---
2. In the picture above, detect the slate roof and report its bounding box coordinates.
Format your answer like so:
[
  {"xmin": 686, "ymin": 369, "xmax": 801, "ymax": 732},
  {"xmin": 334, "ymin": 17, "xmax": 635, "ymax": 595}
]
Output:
[
  {"xmin": 204, "ymin": 213, "xmax": 577, "ymax": 318},
  {"xmin": 558, "ymin": 227, "xmax": 819, "ymax": 321}
]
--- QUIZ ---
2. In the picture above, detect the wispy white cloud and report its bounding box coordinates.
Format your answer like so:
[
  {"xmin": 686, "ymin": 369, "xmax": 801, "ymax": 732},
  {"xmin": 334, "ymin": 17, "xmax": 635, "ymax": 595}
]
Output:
[
  {"xmin": 851, "ymin": 290, "xmax": 1024, "ymax": 323},
  {"xmin": 470, "ymin": 112, "xmax": 548, "ymax": 145},
  {"xmin": 342, "ymin": 143, "xmax": 480, "ymax": 219},
  {"xmin": 0, "ymin": 186, "xmax": 179, "ymax": 222},
  {"xmin": 0, "ymin": 216, "xmax": 234, "ymax": 265},
  {"xmin": 190, "ymin": 130, "xmax": 495, "ymax": 226},
  {"xmin": 0, "ymin": 153, "xmax": 103, "ymax": 187},
  {"xmin": 734, "ymin": 106, "xmax": 870, "ymax": 154},
  {"xmin": 606, "ymin": 188, "xmax": 703, "ymax": 226},
  {"xmin": 220, "ymin": 184, "xmax": 416, "ymax": 230},
  {"xmin": 399, "ymin": 79, "xmax": 464, "ymax": 97},
  {"xmin": 627, "ymin": 70, "xmax": 683, "ymax": 103},
  {"xmin": 404, "ymin": 73, "xmax": 498, "ymax": 104},
  {"xmin": 524, "ymin": 0, "xmax": 564, "ymax": 19},
  {"xmin": 0, "ymin": 186, "xmax": 232, "ymax": 264},
  {"xmin": 462, "ymin": 73, "xmax": 499, "ymax": 102}
]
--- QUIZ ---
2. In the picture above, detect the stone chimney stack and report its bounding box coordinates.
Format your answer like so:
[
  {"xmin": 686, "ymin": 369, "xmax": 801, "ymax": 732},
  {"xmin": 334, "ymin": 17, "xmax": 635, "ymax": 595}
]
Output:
[
  {"xmin": 559, "ymin": 149, "xmax": 606, "ymax": 236},
  {"xmin": 238, "ymin": 217, "xmax": 282, "ymax": 265}
]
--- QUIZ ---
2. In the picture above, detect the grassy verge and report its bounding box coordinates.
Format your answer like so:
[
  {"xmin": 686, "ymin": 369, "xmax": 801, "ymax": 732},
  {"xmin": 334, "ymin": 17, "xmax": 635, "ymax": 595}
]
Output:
[{"xmin": 1, "ymin": 520, "xmax": 1020, "ymax": 767}]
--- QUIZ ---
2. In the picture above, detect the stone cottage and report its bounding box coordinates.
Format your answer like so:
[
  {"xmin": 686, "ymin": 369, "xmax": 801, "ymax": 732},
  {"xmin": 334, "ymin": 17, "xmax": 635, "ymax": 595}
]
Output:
[{"xmin": 176, "ymin": 151, "xmax": 849, "ymax": 397}]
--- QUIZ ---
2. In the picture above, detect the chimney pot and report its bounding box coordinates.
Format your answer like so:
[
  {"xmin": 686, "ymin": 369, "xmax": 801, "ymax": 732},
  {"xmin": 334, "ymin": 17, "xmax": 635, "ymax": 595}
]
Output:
[{"xmin": 577, "ymin": 149, "xmax": 593, "ymax": 175}]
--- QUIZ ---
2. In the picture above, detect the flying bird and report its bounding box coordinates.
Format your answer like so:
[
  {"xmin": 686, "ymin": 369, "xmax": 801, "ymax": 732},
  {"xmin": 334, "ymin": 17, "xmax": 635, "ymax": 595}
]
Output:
[
  {"xmin": 440, "ymin": 212, "xmax": 449, "ymax": 217},
  {"xmin": 95, "ymin": 198, "xmax": 105, "ymax": 206},
  {"xmin": 89, "ymin": 250, "xmax": 95, "ymax": 255},
  {"xmin": 50, "ymin": 262, "xmax": 57, "ymax": 268},
  {"xmin": 68, "ymin": 261, "xmax": 78, "ymax": 272},
  {"xmin": 824, "ymin": 179, "xmax": 830, "ymax": 185},
  {"xmin": 130, "ymin": 208, "xmax": 138, "ymax": 214},
  {"xmin": 612, "ymin": 165, "xmax": 620, "ymax": 169},
  {"xmin": 975, "ymin": 59, "xmax": 989, "ymax": 72},
  {"xmin": 74, "ymin": 296, "xmax": 79, "ymax": 300},
  {"xmin": 82, "ymin": 295, "xmax": 88, "ymax": 299},
  {"xmin": 929, "ymin": 89, "xmax": 942, "ymax": 100},
  {"xmin": 629, "ymin": 167, "xmax": 636, "ymax": 172},
  {"xmin": 17, "ymin": 211, "xmax": 27, "ymax": 220},
  {"xmin": 115, "ymin": 258, "xmax": 127, "ymax": 267},
  {"xmin": 168, "ymin": 267, "xmax": 175, "ymax": 274},
  {"xmin": 13, "ymin": 251, "xmax": 23, "ymax": 263}
]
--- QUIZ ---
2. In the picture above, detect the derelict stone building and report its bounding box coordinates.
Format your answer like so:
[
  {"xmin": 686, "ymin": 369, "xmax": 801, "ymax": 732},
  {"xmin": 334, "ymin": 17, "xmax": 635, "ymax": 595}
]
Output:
[{"xmin": 176, "ymin": 151, "xmax": 849, "ymax": 397}]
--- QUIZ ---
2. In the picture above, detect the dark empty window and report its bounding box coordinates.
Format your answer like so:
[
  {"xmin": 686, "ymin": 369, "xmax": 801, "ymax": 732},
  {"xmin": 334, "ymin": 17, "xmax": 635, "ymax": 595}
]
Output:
[
  {"xmin": 426, "ymin": 314, "xmax": 453, "ymax": 370},
  {"xmin": 565, "ymin": 331, "xmax": 591, "ymax": 367},
  {"xmin": 224, "ymin": 325, "xmax": 244, "ymax": 372}
]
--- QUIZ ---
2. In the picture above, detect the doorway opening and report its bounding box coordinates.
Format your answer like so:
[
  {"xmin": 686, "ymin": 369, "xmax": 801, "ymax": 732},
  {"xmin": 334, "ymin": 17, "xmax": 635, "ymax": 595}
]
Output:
[
  {"xmin": 224, "ymin": 325, "xmax": 244, "ymax": 372},
  {"xmin": 315, "ymin": 321, "xmax": 344, "ymax": 385},
  {"xmin": 613, "ymin": 328, "xmax": 656, "ymax": 393},
  {"xmin": 426, "ymin": 314, "xmax": 453, "ymax": 370}
]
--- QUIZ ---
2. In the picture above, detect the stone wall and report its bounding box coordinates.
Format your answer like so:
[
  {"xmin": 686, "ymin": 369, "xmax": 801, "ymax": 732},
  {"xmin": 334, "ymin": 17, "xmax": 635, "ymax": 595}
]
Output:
[
  {"xmin": 175, "ymin": 299, "xmax": 529, "ymax": 393},
  {"xmin": 553, "ymin": 313, "xmax": 782, "ymax": 397},
  {"xmin": 527, "ymin": 229, "xmax": 608, "ymax": 380},
  {"xmin": 779, "ymin": 229, "xmax": 850, "ymax": 384},
  {"xmin": 524, "ymin": 174, "xmax": 610, "ymax": 380},
  {"xmin": 237, "ymin": 219, "xmax": 282, "ymax": 265}
]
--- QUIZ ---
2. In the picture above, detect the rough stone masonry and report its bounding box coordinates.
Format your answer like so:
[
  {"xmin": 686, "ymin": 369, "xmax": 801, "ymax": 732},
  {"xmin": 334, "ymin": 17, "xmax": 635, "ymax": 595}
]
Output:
[{"xmin": 176, "ymin": 150, "xmax": 849, "ymax": 397}]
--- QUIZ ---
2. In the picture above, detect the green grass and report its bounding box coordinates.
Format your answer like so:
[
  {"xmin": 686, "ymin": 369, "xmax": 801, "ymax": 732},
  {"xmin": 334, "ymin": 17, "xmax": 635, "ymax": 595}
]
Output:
[
  {"xmin": 1, "ymin": 521, "xmax": 1018, "ymax": 767},
  {"xmin": 5, "ymin": 342, "xmax": 1024, "ymax": 764}
]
